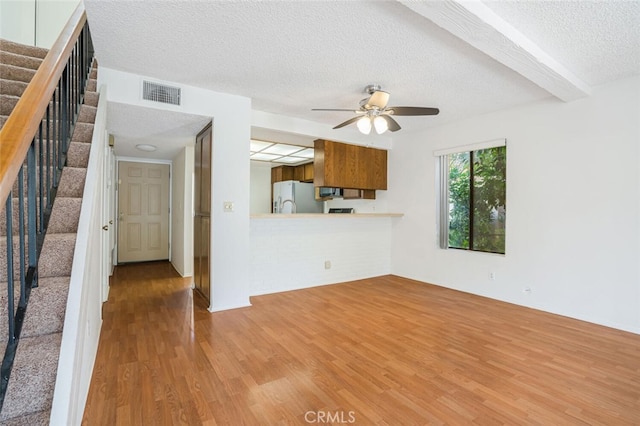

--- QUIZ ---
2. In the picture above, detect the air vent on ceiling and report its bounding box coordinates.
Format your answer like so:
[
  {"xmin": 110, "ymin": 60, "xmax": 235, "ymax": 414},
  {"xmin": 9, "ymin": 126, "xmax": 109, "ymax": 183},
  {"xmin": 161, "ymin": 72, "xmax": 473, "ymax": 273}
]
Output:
[{"xmin": 142, "ymin": 80, "xmax": 181, "ymax": 106}]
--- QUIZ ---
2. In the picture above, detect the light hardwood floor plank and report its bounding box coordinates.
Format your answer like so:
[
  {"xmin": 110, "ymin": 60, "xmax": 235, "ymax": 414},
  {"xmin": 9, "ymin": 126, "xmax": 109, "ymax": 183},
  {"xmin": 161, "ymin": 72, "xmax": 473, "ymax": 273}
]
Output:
[{"xmin": 83, "ymin": 262, "xmax": 640, "ymax": 425}]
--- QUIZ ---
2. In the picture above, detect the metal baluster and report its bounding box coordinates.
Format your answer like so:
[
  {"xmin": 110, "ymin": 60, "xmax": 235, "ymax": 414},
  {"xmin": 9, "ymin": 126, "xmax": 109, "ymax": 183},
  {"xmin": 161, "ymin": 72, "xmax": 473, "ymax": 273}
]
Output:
[
  {"xmin": 5, "ymin": 195, "xmax": 15, "ymax": 343},
  {"xmin": 82, "ymin": 26, "xmax": 88, "ymax": 91},
  {"xmin": 71, "ymin": 46, "xmax": 76, "ymax": 119},
  {"xmin": 52, "ymin": 81, "xmax": 59, "ymax": 196},
  {"xmin": 65, "ymin": 56, "xmax": 70, "ymax": 160},
  {"xmin": 17, "ymin": 167, "xmax": 25, "ymax": 306},
  {"xmin": 27, "ymin": 138, "xmax": 37, "ymax": 270},
  {"xmin": 40, "ymin": 105, "xmax": 47, "ymax": 231}
]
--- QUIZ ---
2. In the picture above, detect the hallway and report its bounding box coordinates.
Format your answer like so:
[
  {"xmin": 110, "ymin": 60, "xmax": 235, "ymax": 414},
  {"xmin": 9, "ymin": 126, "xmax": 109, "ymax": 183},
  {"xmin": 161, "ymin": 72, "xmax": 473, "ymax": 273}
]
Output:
[
  {"xmin": 82, "ymin": 262, "xmax": 202, "ymax": 424},
  {"xmin": 82, "ymin": 262, "xmax": 640, "ymax": 425}
]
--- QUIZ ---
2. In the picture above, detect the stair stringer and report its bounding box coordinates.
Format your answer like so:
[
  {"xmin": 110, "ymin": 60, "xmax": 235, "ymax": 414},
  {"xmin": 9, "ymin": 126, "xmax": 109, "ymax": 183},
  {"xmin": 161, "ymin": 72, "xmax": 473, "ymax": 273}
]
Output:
[{"xmin": 49, "ymin": 84, "xmax": 109, "ymax": 426}]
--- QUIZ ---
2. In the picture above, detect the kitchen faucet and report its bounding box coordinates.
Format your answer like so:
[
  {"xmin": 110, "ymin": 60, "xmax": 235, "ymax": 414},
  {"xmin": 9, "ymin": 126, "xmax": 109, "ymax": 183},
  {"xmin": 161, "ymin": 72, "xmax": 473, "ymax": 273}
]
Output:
[{"xmin": 280, "ymin": 199, "xmax": 297, "ymax": 213}]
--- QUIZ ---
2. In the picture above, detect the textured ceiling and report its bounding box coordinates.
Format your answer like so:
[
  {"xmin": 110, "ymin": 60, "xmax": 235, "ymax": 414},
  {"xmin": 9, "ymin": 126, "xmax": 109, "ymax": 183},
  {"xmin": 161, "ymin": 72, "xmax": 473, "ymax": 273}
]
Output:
[
  {"xmin": 107, "ymin": 103, "xmax": 210, "ymax": 160},
  {"xmin": 484, "ymin": 0, "xmax": 640, "ymax": 86},
  {"xmin": 84, "ymin": 0, "xmax": 640, "ymax": 159}
]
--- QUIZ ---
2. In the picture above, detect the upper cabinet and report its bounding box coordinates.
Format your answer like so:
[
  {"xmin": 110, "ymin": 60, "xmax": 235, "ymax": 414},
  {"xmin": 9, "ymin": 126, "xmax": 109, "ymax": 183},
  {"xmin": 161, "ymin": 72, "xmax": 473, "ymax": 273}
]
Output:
[
  {"xmin": 272, "ymin": 163, "xmax": 314, "ymax": 184},
  {"xmin": 313, "ymin": 139, "xmax": 387, "ymax": 191},
  {"xmin": 302, "ymin": 162, "xmax": 314, "ymax": 182},
  {"xmin": 271, "ymin": 165, "xmax": 294, "ymax": 183}
]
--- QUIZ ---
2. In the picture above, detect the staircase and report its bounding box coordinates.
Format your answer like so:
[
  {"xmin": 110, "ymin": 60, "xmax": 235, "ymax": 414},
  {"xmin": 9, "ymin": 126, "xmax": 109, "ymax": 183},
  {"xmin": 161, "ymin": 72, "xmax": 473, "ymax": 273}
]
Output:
[{"xmin": 0, "ymin": 38, "xmax": 98, "ymax": 424}]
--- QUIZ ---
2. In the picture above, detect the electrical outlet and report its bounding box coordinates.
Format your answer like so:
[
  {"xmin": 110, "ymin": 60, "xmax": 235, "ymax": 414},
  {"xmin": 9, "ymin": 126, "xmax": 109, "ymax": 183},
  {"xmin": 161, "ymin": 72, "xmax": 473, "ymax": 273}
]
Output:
[
  {"xmin": 324, "ymin": 260, "xmax": 331, "ymax": 270},
  {"xmin": 223, "ymin": 201, "xmax": 234, "ymax": 212},
  {"xmin": 489, "ymin": 272, "xmax": 496, "ymax": 280}
]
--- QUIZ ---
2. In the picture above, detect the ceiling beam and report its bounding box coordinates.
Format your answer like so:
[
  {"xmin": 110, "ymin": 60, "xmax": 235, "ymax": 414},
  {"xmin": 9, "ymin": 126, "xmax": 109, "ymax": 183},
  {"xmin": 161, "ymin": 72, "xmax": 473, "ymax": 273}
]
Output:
[{"xmin": 398, "ymin": 0, "xmax": 590, "ymax": 102}]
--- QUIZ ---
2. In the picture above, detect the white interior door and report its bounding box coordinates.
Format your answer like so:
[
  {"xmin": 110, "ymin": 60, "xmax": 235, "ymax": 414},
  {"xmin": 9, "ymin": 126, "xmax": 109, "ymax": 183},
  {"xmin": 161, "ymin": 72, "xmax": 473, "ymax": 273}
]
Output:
[
  {"xmin": 117, "ymin": 161, "xmax": 170, "ymax": 263},
  {"xmin": 102, "ymin": 144, "xmax": 115, "ymax": 302}
]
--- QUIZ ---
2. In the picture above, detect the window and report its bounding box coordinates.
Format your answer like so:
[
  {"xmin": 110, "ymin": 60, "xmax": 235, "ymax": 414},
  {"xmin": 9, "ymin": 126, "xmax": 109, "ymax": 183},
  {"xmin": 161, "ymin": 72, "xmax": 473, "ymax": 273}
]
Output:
[{"xmin": 437, "ymin": 140, "xmax": 506, "ymax": 254}]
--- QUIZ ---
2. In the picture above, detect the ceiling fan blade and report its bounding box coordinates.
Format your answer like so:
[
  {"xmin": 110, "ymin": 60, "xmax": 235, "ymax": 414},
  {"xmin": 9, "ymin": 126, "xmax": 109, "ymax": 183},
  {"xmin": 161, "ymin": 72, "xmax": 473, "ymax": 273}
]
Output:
[
  {"xmin": 381, "ymin": 115, "xmax": 401, "ymax": 132},
  {"xmin": 312, "ymin": 108, "xmax": 361, "ymax": 112},
  {"xmin": 387, "ymin": 106, "xmax": 440, "ymax": 116},
  {"xmin": 333, "ymin": 116, "xmax": 362, "ymax": 129},
  {"xmin": 366, "ymin": 91, "xmax": 390, "ymax": 109}
]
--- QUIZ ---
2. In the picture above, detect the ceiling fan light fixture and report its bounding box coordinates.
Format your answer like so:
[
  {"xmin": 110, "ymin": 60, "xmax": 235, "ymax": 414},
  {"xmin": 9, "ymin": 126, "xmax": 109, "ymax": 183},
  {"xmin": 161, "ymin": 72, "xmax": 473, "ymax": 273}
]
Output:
[
  {"xmin": 367, "ymin": 90, "xmax": 390, "ymax": 109},
  {"xmin": 357, "ymin": 116, "xmax": 372, "ymax": 134},
  {"xmin": 312, "ymin": 85, "xmax": 439, "ymax": 134},
  {"xmin": 373, "ymin": 116, "xmax": 388, "ymax": 134}
]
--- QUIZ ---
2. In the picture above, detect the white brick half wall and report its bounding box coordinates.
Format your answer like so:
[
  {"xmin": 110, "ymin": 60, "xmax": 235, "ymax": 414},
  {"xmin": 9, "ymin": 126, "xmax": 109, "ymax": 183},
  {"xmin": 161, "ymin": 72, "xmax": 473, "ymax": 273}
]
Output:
[{"xmin": 250, "ymin": 217, "xmax": 394, "ymax": 296}]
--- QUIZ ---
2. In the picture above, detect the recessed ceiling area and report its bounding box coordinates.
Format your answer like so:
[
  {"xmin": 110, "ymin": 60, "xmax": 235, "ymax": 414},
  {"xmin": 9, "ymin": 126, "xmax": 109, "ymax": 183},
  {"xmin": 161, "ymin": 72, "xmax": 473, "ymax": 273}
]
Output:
[
  {"xmin": 107, "ymin": 102, "xmax": 211, "ymax": 160},
  {"xmin": 250, "ymin": 140, "xmax": 314, "ymax": 165},
  {"xmin": 106, "ymin": 102, "xmax": 322, "ymax": 163}
]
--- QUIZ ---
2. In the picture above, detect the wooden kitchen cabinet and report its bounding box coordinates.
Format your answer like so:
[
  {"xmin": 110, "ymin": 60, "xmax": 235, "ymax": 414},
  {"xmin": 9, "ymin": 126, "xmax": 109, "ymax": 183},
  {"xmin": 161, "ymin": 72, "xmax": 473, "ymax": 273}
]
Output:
[
  {"xmin": 273, "ymin": 163, "xmax": 314, "ymax": 183},
  {"xmin": 294, "ymin": 162, "xmax": 314, "ymax": 182},
  {"xmin": 271, "ymin": 165, "xmax": 294, "ymax": 183},
  {"xmin": 303, "ymin": 162, "xmax": 314, "ymax": 182},
  {"xmin": 313, "ymin": 139, "xmax": 387, "ymax": 191},
  {"xmin": 342, "ymin": 189, "xmax": 376, "ymax": 199}
]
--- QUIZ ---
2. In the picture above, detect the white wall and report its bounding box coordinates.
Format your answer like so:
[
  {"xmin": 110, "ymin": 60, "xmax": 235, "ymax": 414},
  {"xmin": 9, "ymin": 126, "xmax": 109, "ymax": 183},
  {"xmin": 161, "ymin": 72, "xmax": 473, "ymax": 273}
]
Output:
[
  {"xmin": 388, "ymin": 76, "xmax": 640, "ymax": 334},
  {"xmin": 250, "ymin": 217, "xmax": 393, "ymax": 295},
  {"xmin": 0, "ymin": 0, "xmax": 35, "ymax": 45},
  {"xmin": 0, "ymin": 0, "xmax": 79, "ymax": 47},
  {"xmin": 36, "ymin": 0, "xmax": 80, "ymax": 48},
  {"xmin": 171, "ymin": 146, "xmax": 194, "ymax": 277},
  {"xmin": 250, "ymin": 161, "xmax": 272, "ymax": 214},
  {"xmin": 100, "ymin": 67, "xmax": 252, "ymax": 311},
  {"xmin": 51, "ymin": 84, "xmax": 107, "ymax": 425}
]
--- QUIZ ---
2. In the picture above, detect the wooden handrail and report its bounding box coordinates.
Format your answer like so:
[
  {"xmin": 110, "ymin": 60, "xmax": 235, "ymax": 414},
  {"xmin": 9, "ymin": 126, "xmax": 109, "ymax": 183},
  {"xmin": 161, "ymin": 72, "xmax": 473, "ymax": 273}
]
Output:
[{"xmin": 0, "ymin": 3, "xmax": 87, "ymax": 206}]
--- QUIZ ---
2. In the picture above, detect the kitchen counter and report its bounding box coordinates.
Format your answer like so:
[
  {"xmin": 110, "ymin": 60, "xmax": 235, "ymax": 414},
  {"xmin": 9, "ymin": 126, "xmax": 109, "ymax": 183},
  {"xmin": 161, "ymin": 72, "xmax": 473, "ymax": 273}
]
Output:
[
  {"xmin": 250, "ymin": 212, "xmax": 397, "ymax": 297},
  {"xmin": 250, "ymin": 213, "xmax": 403, "ymax": 219}
]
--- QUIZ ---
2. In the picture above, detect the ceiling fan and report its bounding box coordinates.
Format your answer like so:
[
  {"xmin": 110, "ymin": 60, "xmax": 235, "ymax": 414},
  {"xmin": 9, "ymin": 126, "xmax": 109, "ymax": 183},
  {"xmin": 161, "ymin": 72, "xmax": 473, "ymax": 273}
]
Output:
[{"xmin": 312, "ymin": 84, "xmax": 439, "ymax": 135}]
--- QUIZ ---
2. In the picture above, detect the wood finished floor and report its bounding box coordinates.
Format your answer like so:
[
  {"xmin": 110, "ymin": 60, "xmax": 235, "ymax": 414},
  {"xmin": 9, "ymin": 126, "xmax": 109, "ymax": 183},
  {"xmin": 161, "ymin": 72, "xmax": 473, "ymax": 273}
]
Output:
[{"xmin": 82, "ymin": 261, "xmax": 640, "ymax": 425}]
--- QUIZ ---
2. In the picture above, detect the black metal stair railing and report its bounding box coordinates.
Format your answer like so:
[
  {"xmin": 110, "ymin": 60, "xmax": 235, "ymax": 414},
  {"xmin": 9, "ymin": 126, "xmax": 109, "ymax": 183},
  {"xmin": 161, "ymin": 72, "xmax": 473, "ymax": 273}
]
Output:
[{"xmin": 0, "ymin": 21, "xmax": 95, "ymax": 410}]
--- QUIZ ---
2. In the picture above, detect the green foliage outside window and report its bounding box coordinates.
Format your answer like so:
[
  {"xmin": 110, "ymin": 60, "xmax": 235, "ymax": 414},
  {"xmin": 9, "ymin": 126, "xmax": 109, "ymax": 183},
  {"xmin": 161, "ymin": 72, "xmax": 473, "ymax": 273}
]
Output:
[{"xmin": 448, "ymin": 146, "xmax": 506, "ymax": 254}]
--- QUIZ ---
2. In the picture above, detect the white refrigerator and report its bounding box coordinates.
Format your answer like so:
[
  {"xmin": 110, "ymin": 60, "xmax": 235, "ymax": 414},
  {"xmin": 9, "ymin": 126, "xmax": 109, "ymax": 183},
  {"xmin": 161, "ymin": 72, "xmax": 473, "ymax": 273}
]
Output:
[{"xmin": 273, "ymin": 180, "xmax": 323, "ymax": 213}]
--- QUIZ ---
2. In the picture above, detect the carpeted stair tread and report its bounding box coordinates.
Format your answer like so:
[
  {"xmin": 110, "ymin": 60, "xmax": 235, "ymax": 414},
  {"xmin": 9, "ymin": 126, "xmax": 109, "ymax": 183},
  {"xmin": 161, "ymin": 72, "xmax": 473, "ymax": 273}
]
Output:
[
  {"xmin": 0, "ymin": 237, "xmax": 29, "ymax": 282},
  {"xmin": 78, "ymin": 104, "xmax": 97, "ymax": 123},
  {"xmin": 0, "ymin": 51, "xmax": 42, "ymax": 71},
  {"xmin": 86, "ymin": 79, "xmax": 97, "ymax": 92},
  {"xmin": 0, "ymin": 79, "xmax": 29, "ymax": 97},
  {"xmin": 1, "ymin": 94, "xmax": 20, "ymax": 116},
  {"xmin": 38, "ymin": 233, "xmax": 76, "ymax": 278},
  {"xmin": 0, "ymin": 332, "xmax": 61, "ymax": 422},
  {"xmin": 0, "ymin": 280, "xmax": 21, "ymax": 344},
  {"xmin": 0, "ymin": 197, "xmax": 42, "ymax": 237},
  {"xmin": 0, "ymin": 409, "xmax": 50, "ymax": 426},
  {"xmin": 0, "ymin": 39, "xmax": 48, "ymax": 59},
  {"xmin": 57, "ymin": 167, "xmax": 87, "ymax": 198},
  {"xmin": 47, "ymin": 197, "xmax": 82, "ymax": 234},
  {"xmin": 10, "ymin": 165, "xmax": 57, "ymax": 201},
  {"xmin": 84, "ymin": 91, "xmax": 99, "ymax": 107},
  {"xmin": 0, "ymin": 64, "xmax": 36, "ymax": 84},
  {"xmin": 72, "ymin": 121, "xmax": 95, "ymax": 143},
  {"xmin": 21, "ymin": 277, "xmax": 69, "ymax": 338},
  {"xmin": 67, "ymin": 141, "xmax": 91, "ymax": 168}
]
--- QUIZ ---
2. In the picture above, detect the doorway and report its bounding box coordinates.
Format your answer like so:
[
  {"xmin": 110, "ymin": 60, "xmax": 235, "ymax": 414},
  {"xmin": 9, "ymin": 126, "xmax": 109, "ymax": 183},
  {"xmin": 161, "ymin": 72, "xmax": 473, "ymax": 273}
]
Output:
[{"xmin": 117, "ymin": 161, "xmax": 170, "ymax": 263}]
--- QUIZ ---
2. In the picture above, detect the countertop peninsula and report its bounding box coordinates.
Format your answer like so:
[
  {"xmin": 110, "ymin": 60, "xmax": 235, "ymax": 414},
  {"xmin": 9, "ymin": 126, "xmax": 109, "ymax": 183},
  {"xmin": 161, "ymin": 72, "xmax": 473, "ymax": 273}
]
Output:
[{"xmin": 250, "ymin": 213, "xmax": 403, "ymax": 219}]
